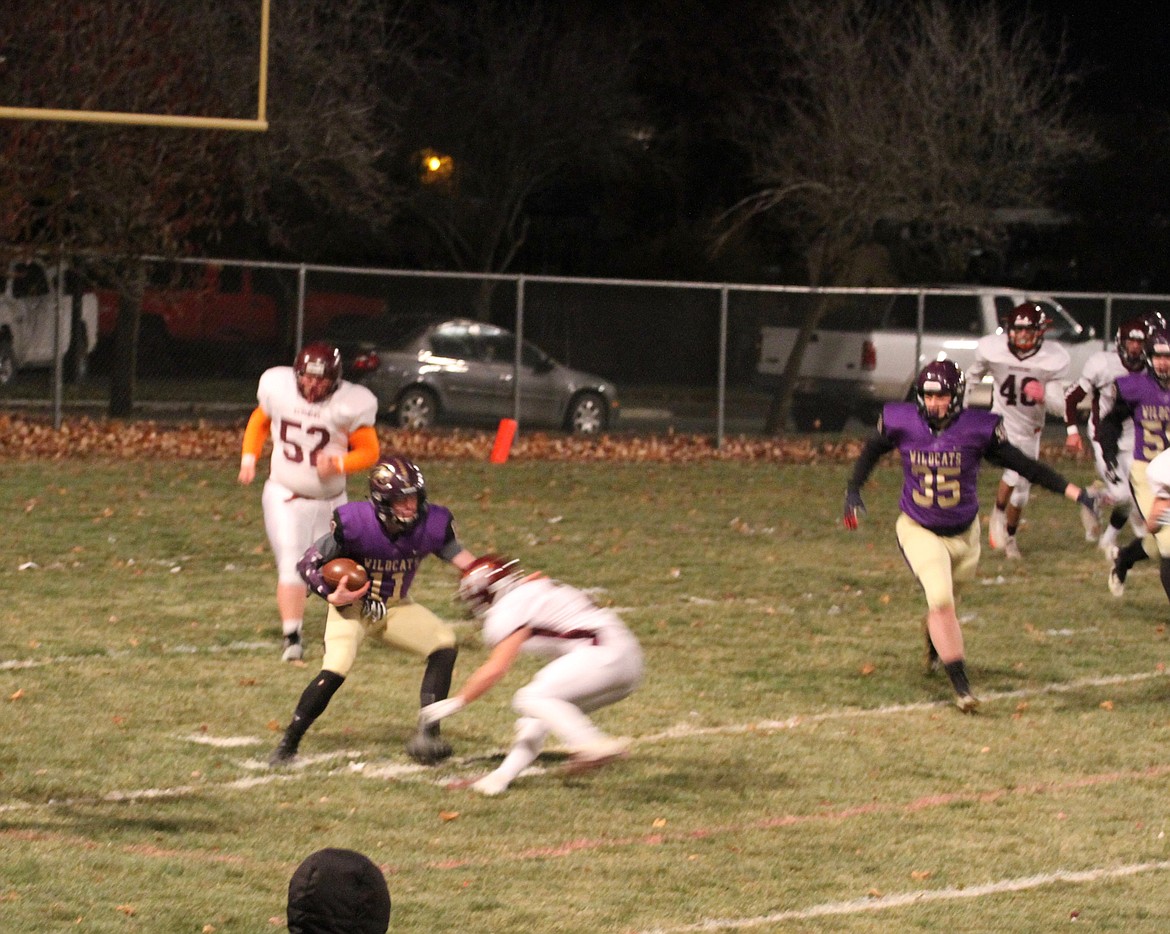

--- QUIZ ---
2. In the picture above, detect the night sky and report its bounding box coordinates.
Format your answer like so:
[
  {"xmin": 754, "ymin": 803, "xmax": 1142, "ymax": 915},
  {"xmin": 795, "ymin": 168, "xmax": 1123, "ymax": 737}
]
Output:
[{"xmin": 1039, "ymin": 6, "xmax": 1170, "ymax": 111}]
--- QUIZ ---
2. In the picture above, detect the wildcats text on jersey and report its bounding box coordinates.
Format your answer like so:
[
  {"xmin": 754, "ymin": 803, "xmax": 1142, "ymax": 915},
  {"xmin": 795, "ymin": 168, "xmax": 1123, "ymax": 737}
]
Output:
[
  {"xmin": 366, "ymin": 556, "xmax": 421, "ymax": 576},
  {"xmin": 909, "ymin": 450, "xmax": 963, "ymax": 468}
]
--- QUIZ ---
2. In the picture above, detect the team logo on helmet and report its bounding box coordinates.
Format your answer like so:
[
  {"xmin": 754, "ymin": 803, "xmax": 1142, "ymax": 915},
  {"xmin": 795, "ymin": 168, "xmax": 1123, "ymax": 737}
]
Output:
[
  {"xmin": 1005, "ymin": 302, "xmax": 1048, "ymax": 360},
  {"xmin": 915, "ymin": 359, "xmax": 965, "ymax": 430},
  {"xmin": 369, "ymin": 456, "xmax": 427, "ymax": 534},
  {"xmin": 294, "ymin": 342, "xmax": 342, "ymax": 403},
  {"xmin": 457, "ymin": 554, "xmax": 525, "ymax": 617}
]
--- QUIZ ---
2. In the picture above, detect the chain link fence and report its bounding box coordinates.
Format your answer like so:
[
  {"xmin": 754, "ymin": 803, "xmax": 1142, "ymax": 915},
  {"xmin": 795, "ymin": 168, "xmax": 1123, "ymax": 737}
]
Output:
[{"xmin": 4, "ymin": 255, "xmax": 1170, "ymax": 441}]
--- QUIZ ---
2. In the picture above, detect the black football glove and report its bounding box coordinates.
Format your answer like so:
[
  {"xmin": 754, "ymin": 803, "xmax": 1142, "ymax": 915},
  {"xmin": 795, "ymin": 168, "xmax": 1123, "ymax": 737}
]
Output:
[{"xmin": 843, "ymin": 489, "xmax": 866, "ymax": 530}]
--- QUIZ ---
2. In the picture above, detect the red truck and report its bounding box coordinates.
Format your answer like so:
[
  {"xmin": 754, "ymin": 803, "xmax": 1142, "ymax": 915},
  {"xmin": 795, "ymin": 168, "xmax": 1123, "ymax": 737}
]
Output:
[{"xmin": 97, "ymin": 263, "xmax": 387, "ymax": 360}]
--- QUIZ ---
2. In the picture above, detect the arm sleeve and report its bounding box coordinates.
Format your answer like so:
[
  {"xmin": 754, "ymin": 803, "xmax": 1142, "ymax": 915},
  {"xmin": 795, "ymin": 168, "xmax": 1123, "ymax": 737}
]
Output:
[
  {"xmin": 847, "ymin": 430, "xmax": 897, "ymax": 493},
  {"xmin": 240, "ymin": 407, "xmax": 271, "ymax": 459},
  {"xmin": 297, "ymin": 517, "xmax": 345, "ymax": 599},
  {"xmin": 1097, "ymin": 390, "xmax": 1132, "ymax": 461},
  {"xmin": 984, "ymin": 434, "xmax": 1069, "ymax": 495},
  {"xmin": 435, "ymin": 514, "xmax": 465, "ymax": 562},
  {"xmin": 1064, "ymin": 384, "xmax": 1087, "ymax": 425},
  {"xmin": 342, "ymin": 425, "xmax": 380, "ymax": 475}
]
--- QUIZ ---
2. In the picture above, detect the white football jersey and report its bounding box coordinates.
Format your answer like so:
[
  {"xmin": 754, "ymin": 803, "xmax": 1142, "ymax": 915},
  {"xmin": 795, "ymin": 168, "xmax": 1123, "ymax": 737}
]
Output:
[
  {"xmin": 966, "ymin": 335, "xmax": 1070, "ymax": 441},
  {"xmin": 1071, "ymin": 349, "xmax": 1135, "ymax": 447},
  {"xmin": 257, "ymin": 366, "xmax": 378, "ymax": 498},
  {"xmin": 482, "ymin": 577, "xmax": 634, "ymax": 658}
]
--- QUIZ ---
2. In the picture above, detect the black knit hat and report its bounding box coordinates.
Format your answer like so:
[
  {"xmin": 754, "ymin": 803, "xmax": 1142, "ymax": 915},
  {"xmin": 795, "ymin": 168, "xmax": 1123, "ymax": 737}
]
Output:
[{"xmin": 287, "ymin": 848, "xmax": 391, "ymax": 934}]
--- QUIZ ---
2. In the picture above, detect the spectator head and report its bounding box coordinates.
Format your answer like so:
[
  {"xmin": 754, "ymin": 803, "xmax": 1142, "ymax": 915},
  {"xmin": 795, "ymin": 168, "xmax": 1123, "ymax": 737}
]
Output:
[{"xmin": 287, "ymin": 848, "xmax": 391, "ymax": 934}]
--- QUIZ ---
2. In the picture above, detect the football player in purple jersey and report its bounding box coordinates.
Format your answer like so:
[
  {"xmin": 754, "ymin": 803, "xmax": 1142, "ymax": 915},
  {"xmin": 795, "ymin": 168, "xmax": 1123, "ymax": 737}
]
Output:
[
  {"xmin": 1098, "ymin": 323, "xmax": 1170, "ymax": 598},
  {"xmin": 269, "ymin": 455, "xmax": 476, "ymax": 767},
  {"xmin": 843, "ymin": 360, "xmax": 1097, "ymax": 712}
]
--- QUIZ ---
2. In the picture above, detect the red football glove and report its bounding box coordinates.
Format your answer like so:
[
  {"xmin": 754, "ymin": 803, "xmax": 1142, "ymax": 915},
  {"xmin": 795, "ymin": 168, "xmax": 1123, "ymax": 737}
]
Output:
[{"xmin": 843, "ymin": 489, "xmax": 866, "ymax": 530}]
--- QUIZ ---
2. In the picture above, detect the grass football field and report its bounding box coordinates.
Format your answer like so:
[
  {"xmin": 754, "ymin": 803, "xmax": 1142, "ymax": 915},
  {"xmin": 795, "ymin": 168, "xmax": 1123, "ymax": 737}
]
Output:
[{"xmin": 2, "ymin": 455, "xmax": 1169, "ymax": 932}]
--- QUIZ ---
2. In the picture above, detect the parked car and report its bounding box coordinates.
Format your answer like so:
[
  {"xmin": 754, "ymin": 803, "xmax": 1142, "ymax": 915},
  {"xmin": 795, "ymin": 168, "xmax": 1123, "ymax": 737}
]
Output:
[
  {"xmin": 0, "ymin": 259, "xmax": 104, "ymax": 385},
  {"xmin": 329, "ymin": 316, "xmax": 619, "ymax": 434},
  {"xmin": 755, "ymin": 287, "xmax": 1100, "ymax": 430}
]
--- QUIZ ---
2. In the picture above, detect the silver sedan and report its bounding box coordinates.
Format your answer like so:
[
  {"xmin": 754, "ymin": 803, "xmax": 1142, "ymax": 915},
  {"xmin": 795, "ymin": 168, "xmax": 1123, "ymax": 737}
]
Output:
[{"xmin": 341, "ymin": 318, "xmax": 619, "ymax": 434}]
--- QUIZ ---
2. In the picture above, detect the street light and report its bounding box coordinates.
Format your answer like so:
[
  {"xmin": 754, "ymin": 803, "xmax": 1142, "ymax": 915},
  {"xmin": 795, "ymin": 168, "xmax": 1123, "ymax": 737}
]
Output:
[{"xmin": 419, "ymin": 148, "xmax": 454, "ymax": 185}]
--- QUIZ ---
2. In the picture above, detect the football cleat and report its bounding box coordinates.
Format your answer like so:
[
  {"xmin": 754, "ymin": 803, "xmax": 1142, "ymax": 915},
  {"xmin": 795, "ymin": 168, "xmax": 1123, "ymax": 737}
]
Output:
[
  {"xmin": 1003, "ymin": 536, "xmax": 1022, "ymax": 560},
  {"xmin": 564, "ymin": 736, "xmax": 631, "ymax": 775},
  {"xmin": 955, "ymin": 692, "xmax": 981, "ymax": 714},
  {"xmin": 988, "ymin": 509, "xmax": 1008, "ymax": 550},
  {"xmin": 269, "ymin": 732, "xmax": 299, "ymax": 768},
  {"xmin": 281, "ymin": 633, "xmax": 304, "ymax": 662},
  {"xmin": 1108, "ymin": 566, "xmax": 1126, "ymax": 598},
  {"xmin": 405, "ymin": 731, "xmax": 453, "ymax": 765}
]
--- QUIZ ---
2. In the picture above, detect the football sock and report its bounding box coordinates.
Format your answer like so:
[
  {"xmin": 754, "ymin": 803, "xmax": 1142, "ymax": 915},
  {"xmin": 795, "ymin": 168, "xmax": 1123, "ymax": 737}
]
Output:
[
  {"xmin": 282, "ymin": 618, "xmax": 303, "ymax": 638},
  {"xmin": 420, "ymin": 647, "xmax": 458, "ymax": 736},
  {"xmin": 943, "ymin": 660, "xmax": 971, "ymax": 696},
  {"xmin": 1115, "ymin": 538, "xmax": 1149, "ymax": 582},
  {"xmin": 1109, "ymin": 507, "xmax": 1129, "ymax": 531},
  {"xmin": 287, "ymin": 670, "xmax": 346, "ymax": 740},
  {"xmin": 1160, "ymin": 558, "xmax": 1170, "ymax": 603}
]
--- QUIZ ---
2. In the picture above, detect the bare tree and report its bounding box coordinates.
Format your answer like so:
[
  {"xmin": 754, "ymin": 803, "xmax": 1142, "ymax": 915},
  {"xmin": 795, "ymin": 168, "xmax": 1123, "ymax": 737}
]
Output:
[
  {"xmin": 720, "ymin": 0, "xmax": 1099, "ymax": 432},
  {"xmin": 0, "ymin": 1, "xmax": 237, "ymax": 414},
  {"xmin": 395, "ymin": 0, "xmax": 642, "ymax": 314},
  {"xmin": 202, "ymin": 0, "xmax": 419, "ymax": 259},
  {"xmin": 0, "ymin": 1, "xmax": 421, "ymax": 412}
]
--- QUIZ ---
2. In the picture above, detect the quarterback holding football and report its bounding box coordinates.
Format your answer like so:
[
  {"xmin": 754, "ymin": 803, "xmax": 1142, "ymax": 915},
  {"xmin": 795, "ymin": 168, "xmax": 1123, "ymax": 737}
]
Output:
[{"xmin": 269, "ymin": 455, "xmax": 476, "ymax": 767}]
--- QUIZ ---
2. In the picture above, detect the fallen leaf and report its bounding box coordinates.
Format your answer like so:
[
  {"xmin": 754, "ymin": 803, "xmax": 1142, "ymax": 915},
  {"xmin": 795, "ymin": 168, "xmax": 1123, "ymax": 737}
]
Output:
[
  {"xmin": 440, "ymin": 811, "xmax": 460, "ymax": 822},
  {"xmin": 115, "ymin": 904, "xmax": 136, "ymax": 916},
  {"xmin": 859, "ymin": 663, "xmax": 876, "ymax": 676},
  {"xmin": 652, "ymin": 818, "xmax": 667, "ymax": 828},
  {"xmin": 1100, "ymin": 700, "xmax": 1114, "ymax": 711},
  {"xmin": 910, "ymin": 870, "xmax": 932, "ymax": 881},
  {"xmin": 9, "ymin": 689, "xmax": 24, "ymax": 702}
]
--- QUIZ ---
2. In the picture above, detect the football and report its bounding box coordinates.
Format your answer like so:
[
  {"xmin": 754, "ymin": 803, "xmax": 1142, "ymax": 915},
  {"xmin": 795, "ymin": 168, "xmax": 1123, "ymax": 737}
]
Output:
[{"xmin": 321, "ymin": 558, "xmax": 369, "ymax": 590}]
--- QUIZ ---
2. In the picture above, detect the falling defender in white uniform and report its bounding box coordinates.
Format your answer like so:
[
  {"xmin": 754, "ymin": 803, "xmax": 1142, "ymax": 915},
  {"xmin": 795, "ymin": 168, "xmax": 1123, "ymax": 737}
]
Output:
[{"xmin": 419, "ymin": 555, "xmax": 644, "ymax": 795}]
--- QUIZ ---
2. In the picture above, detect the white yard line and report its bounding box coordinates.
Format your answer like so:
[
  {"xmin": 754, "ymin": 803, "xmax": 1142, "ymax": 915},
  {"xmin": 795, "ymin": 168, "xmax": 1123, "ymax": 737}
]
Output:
[
  {"xmin": 636, "ymin": 860, "xmax": 1170, "ymax": 932},
  {"xmin": 638, "ymin": 669, "xmax": 1169, "ymax": 743},
  {"xmin": 3, "ymin": 668, "xmax": 1163, "ymax": 815},
  {"xmin": 0, "ymin": 641, "xmax": 272, "ymax": 670}
]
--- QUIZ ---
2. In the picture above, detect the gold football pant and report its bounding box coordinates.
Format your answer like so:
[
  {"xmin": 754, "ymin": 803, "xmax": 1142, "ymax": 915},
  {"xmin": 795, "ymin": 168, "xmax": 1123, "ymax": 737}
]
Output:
[{"xmin": 321, "ymin": 600, "xmax": 457, "ymax": 676}]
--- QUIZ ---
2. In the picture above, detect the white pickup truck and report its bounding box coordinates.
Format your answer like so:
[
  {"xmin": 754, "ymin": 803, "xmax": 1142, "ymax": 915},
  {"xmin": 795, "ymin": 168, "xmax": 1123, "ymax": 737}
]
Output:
[
  {"xmin": 0, "ymin": 259, "xmax": 100, "ymax": 385},
  {"xmin": 754, "ymin": 287, "xmax": 1103, "ymax": 430}
]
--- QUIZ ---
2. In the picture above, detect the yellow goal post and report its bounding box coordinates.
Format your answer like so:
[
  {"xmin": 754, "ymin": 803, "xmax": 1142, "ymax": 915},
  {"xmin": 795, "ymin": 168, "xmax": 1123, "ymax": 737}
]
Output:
[{"xmin": 0, "ymin": 0, "xmax": 270, "ymax": 132}]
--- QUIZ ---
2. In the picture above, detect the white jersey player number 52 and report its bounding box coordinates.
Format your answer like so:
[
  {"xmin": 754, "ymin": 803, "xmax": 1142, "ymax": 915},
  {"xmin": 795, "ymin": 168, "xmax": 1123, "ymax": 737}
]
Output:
[{"xmin": 279, "ymin": 418, "xmax": 332, "ymax": 467}]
